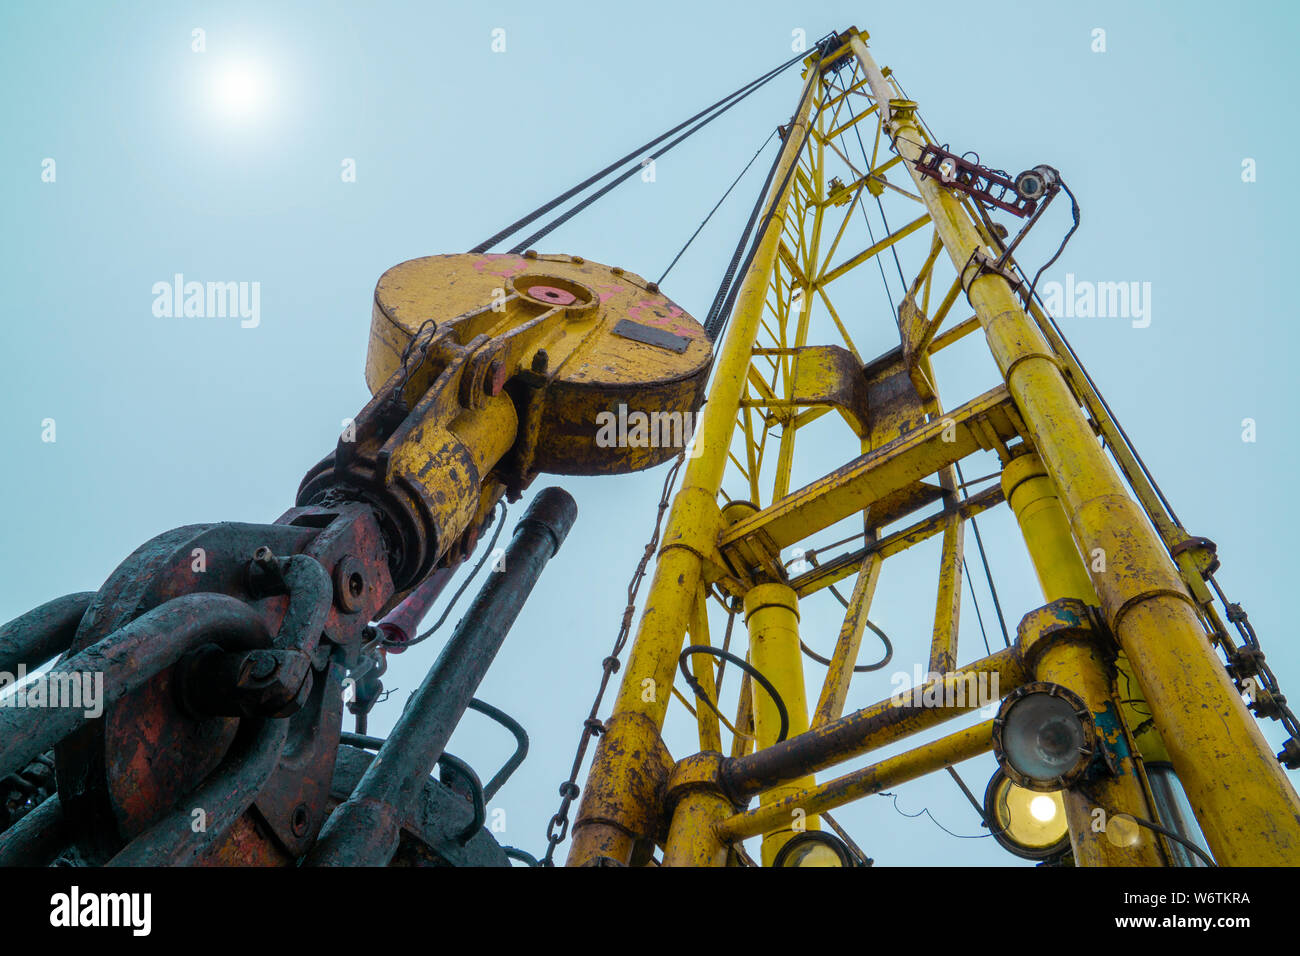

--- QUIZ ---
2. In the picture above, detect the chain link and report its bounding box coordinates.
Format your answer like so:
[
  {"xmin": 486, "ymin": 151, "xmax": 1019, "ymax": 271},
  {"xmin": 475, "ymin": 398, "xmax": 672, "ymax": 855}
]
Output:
[
  {"xmin": 538, "ymin": 455, "xmax": 685, "ymax": 866},
  {"xmin": 1212, "ymin": 575, "xmax": 1300, "ymax": 767}
]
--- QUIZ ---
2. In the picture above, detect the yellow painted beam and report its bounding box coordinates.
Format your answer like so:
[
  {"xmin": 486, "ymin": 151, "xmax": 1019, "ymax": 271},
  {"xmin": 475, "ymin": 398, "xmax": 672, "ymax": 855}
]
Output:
[
  {"xmin": 849, "ymin": 29, "xmax": 1300, "ymax": 863},
  {"xmin": 717, "ymin": 719, "xmax": 995, "ymax": 843},
  {"xmin": 567, "ymin": 63, "xmax": 823, "ymax": 868},
  {"xmin": 745, "ymin": 584, "xmax": 819, "ymax": 864},
  {"xmin": 1004, "ymin": 453, "xmax": 1165, "ymax": 865},
  {"xmin": 718, "ymin": 385, "xmax": 1021, "ymax": 556}
]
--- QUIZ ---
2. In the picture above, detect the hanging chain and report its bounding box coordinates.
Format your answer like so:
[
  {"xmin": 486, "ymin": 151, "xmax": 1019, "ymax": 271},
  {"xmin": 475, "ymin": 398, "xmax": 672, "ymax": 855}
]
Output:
[
  {"xmin": 537, "ymin": 455, "xmax": 685, "ymax": 866},
  {"xmin": 1211, "ymin": 573, "xmax": 1300, "ymax": 768}
]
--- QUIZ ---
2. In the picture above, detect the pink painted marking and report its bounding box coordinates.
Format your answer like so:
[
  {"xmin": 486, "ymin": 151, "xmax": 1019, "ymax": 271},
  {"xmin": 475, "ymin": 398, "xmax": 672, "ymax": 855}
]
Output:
[
  {"xmin": 625, "ymin": 299, "xmax": 699, "ymax": 337},
  {"xmin": 470, "ymin": 254, "xmax": 525, "ymax": 279}
]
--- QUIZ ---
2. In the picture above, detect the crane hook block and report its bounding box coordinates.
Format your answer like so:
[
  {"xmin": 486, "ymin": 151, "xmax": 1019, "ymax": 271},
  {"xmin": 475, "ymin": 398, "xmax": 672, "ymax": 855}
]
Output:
[{"xmin": 364, "ymin": 253, "xmax": 711, "ymax": 478}]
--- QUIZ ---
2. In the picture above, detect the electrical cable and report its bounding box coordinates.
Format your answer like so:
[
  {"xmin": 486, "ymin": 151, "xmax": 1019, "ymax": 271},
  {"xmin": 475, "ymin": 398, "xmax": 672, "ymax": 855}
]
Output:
[
  {"xmin": 804, "ymin": 552, "xmax": 893, "ymax": 672},
  {"xmin": 657, "ymin": 128, "xmax": 778, "ymax": 285},
  {"xmin": 954, "ymin": 461, "xmax": 1011, "ymax": 648},
  {"xmin": 388, "ymin": 500, "xmax": 509, "ymax": 649},
  {"xmin": 1021, "ymin": 176, "xmax": 1080, "ymax": 309},
  {"xmin": 879, "ymin": 790, "xmax": 992, "ymax": 840},
  {"xmin": 827, "ymin": 76, "xmax": 900, "ymax": 313},
  {"xmin": 963, "ymin": 556, "xmax": 994, "ymax": 658},
  {"xmin": 679, "ymin": 645, "xmax": 790, "ymax": 743}
]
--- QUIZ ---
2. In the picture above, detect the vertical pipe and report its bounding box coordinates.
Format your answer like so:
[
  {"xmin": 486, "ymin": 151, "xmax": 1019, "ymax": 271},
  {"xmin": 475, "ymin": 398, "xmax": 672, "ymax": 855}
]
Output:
[
  {"xmin": 1145, "ymin": 764, "xmax": 1212, "ymax": 867},
  {"xmin": 689, "ymin": 586, "xmax": 723, "ymax": 754},
  {"xmin": 1002, "ymin": 453, "xmax": 1099, "ymax": 606},
  {"xmin": 308, "ymin": 487, "xmax": 577, "ymax": 866},
  {"xmin": 928, "ymin": 465, "xmax": 964, "ymax": 676},
  {"xmin": 663, "ymin": 789, "xmax": 733, "ymax": 867},
  {"xmin": 568, "ymin": 62, "xmax": 823, "ymax": 866},
  {"xmin": 850, "ymin": 30, "xmax": 1300, "ymax": 864},
  {"xmin": 744, "ymin": 583, "xmax": 818, "ymax": 865},
  {"xmin": 1004, "ymin": 454, "xmax": 1182, "ymax": 787},
  {"xmin": 1003, "ymin": 451, "xmax": 1164, "ymax": 865}
]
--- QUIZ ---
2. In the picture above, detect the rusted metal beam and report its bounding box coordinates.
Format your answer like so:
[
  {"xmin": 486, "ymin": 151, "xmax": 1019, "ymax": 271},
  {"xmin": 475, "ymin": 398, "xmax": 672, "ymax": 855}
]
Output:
[
  {"xmin": 716, "ymin": 719, "xmax": 995, "ymax": 842},
  {"xmin": 721, "ymin": 645, "xmax": 1025, "ymax": 800},
  {"xmin": 811, "ymin": 553, "xmax": 882, "ymax": 726}
]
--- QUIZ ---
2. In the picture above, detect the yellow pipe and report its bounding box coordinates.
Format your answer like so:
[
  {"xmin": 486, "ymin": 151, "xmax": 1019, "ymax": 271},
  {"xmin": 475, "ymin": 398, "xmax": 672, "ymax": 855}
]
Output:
[
  {"xmin": 812, "ymin": 552, "xmax": 881, "ymax": 726},
  {"xmin": 745, "ymin": 583, "xmax": 818, "ymax": 864},
  {"xmin": 663, "ymin": 791, "xmax": 732, "ymax": 867},
  {"xmin": 1003, "ymin": 454, "xmax": 1168, "ymax": 762},
  {"xmin": 1004, "ymin": 453, "xmax": 1172, "ymax": 865},
  {"xmin": 567, "ymin": 64, "xmax": 823, "ymax": 867},
  {"xmin": 1001, "ymin": 453, "xmax": 1099, "ymax": 606},
  {"xmin": 689, "ymin": 585, "xmax": 723, "ymax": 754},
  {"xmin": 850, "ymin": 30, "xmax": 1300, "ymax": 864}
]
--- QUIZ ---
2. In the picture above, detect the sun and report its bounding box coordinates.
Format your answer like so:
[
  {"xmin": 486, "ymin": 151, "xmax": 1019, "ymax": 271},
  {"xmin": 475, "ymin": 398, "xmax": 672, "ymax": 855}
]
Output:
[{"xmin": 212, "ymin": 61, "xmax": 269, "ymax": 120}]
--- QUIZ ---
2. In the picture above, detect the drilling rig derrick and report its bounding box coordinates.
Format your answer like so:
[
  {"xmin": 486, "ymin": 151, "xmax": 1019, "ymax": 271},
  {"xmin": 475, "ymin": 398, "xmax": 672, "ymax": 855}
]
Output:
[{"xmin": 2, "ymin": 23, "xmax": 1296, "ymax": 874}]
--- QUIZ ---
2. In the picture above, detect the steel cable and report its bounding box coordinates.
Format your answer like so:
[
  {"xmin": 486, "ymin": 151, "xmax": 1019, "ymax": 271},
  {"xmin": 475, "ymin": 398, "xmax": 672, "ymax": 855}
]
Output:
[{"xmin": 470, "ymin": 47, "xmax": 816, "ymax": 254}]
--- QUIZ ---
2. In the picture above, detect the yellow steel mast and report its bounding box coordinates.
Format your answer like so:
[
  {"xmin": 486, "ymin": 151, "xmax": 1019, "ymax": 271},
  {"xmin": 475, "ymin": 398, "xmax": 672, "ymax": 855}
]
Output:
[{"xmin": 566, "ymin": 26, "xmax": 1300, "ymax": 867}]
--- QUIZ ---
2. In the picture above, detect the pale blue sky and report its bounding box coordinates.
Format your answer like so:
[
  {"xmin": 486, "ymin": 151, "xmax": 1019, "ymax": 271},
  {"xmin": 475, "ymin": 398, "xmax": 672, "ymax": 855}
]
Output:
[{"xmin": 3, "ymin": 0, "xmax": 1296, "ymax": 866}]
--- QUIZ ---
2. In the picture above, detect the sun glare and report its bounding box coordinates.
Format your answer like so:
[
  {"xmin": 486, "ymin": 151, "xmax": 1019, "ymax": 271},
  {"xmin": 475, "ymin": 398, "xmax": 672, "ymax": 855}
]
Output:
[{"xmin": 212, "ymin": 62, "xmax": 269, "ymax": 120}]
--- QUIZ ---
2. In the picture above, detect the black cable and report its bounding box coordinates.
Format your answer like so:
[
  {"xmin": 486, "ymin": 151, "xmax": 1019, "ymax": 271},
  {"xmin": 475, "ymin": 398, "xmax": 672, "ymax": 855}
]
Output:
[
  {"xmin": 678, "ymin": 645, "xmax": 789, "ymax": 743},
  {"xmin": 1021, "ymin": 177, "xmax": 1080, "ymax": 309},
  {"xmin": 471, "ymin": 46, "xmax": 813, "ymax": 255},
  {"xmin": 954, "ymin": 461, "xmax": 1011, "ymax": 648},
  {"xmin": 1024, "ymin": 277, "xmax": 1184, "ymax": 529},
  {"xmin": 657, "ymin": 128, "xmax": 777, "ymax": 285},
  {"xmin": 841, "ymin": 87, "xmax": 910, "ymax": 297},
  {"xmin": 712, "ymin": 599, "xmax": 739, "ymax": 694},
  {"xmin": 838, "ymin": 86, "xmax": 1014, "ymax": 654},
  {"xmin": 827, "ymin": 76, "xmax": 899, "ymax": 314},
  {"xmin": 962, "ymin": 556, "xmax": 993, "ymax": 658},
  {"xmin": 472, "ymin": 48, "xmax": 809, "ymax": 252},
  {"xmin": 1121, "ymin": 810, "xmax": 1217, "ymax": 867},
  {"xmin": 701, "ymin": 134, "xmax": 784, "ymax": 339},
  {"xmin": 808, "ymin": 554, "xmax": 893, "ymax": 671},
  {"xmin": 506, "ymin": 68, "xmax": 792, "ymax": 256},
  {"xmin": 704, "ymin": 65, "xmax": 822, "ymax": 341},
  {"xmin": 880, "ymin": 791, "xmax": 991, "ymax": 840},
  {"xmin": 798, "ymin": 623, "xmax": 893, "ymax": 672}
]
